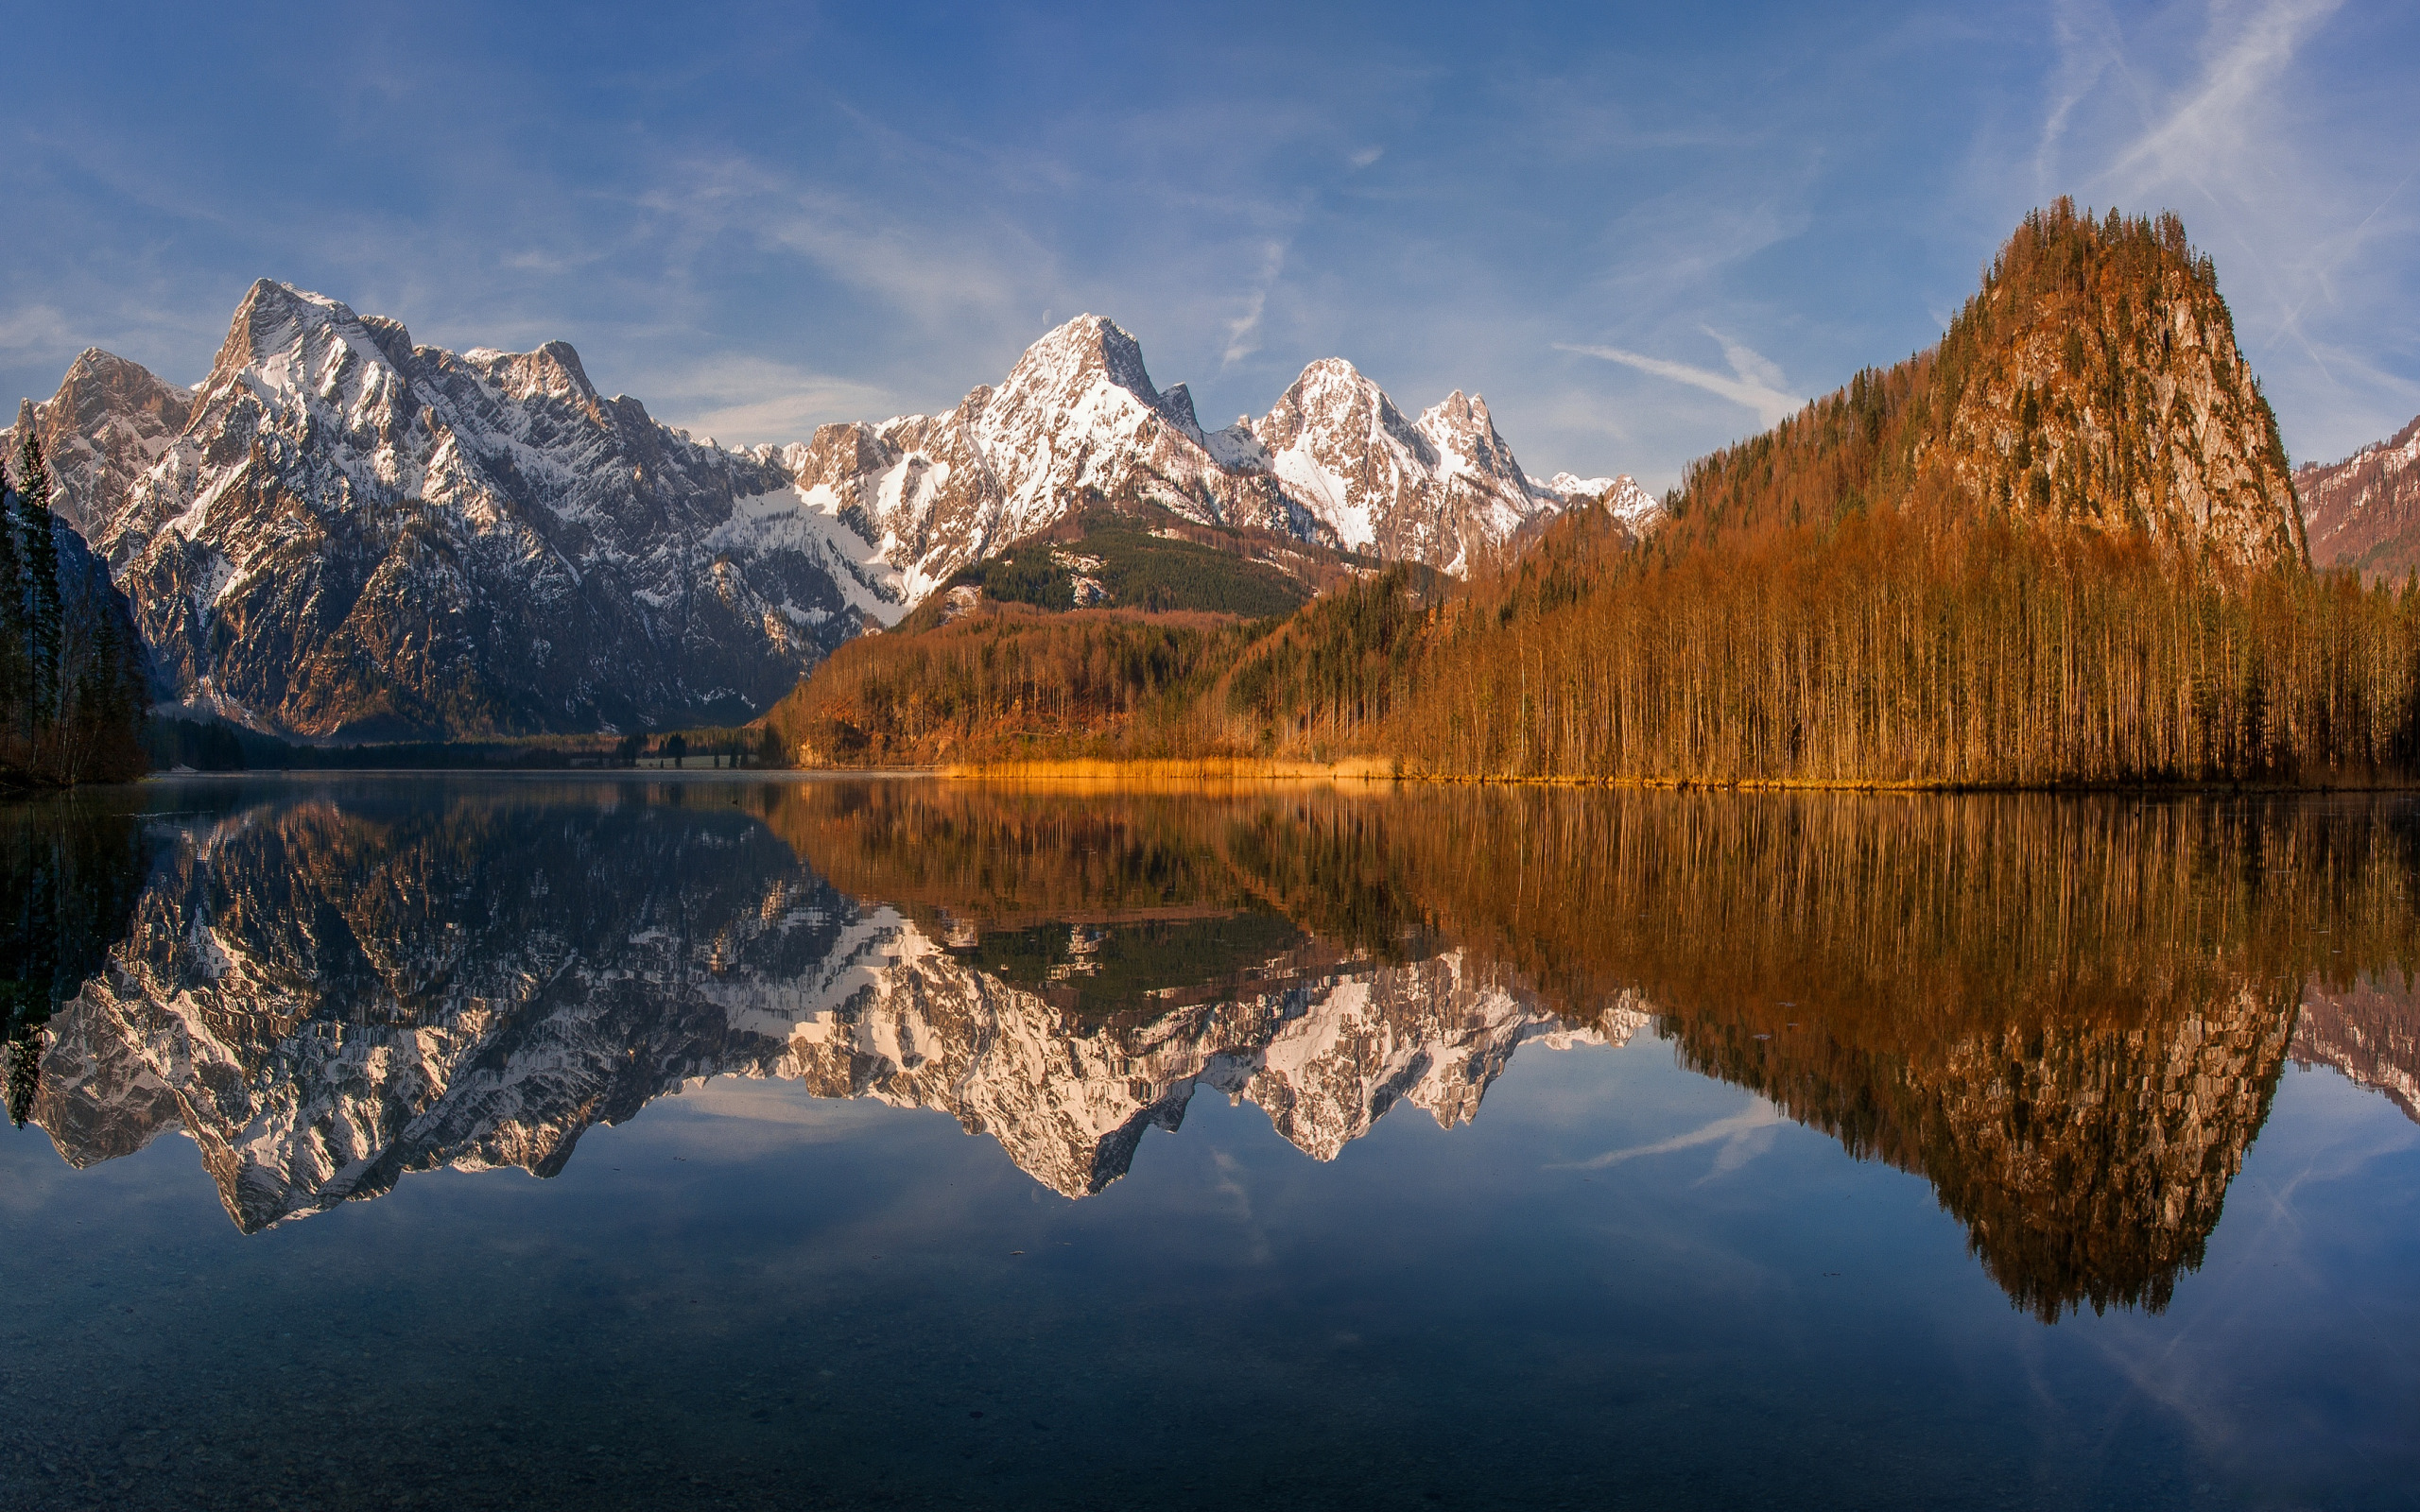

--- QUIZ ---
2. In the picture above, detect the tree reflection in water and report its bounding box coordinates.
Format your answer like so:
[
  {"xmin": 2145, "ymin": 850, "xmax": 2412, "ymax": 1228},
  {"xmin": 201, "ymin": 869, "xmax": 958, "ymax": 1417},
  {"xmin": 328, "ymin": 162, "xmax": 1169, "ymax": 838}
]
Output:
[
  {"xmin": 1, "ymin": 790, "xmax": 155, "ymax": 1126},
  {"xmin": 18, "ymin": 777, "xmax": 2420, "ymax": 1321}
]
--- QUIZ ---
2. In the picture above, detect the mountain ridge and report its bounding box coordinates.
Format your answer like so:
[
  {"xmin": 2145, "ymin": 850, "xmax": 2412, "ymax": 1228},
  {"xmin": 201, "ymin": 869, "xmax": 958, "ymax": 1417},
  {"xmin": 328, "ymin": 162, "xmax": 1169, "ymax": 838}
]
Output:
[
  {"xmin": 2295, "ymin": 411, "xmax": 2420, "ymax": 580},
  {"xmin": 7, "ymin": 290, "xmax": 1622, "ymax": 741}
]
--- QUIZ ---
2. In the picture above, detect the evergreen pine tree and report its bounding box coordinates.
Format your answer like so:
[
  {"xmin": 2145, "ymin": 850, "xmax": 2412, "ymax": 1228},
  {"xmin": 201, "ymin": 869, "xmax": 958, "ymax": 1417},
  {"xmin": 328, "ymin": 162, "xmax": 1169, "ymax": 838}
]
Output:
[
  {"xmin": 0, "ymin": 479, "xmax": 20, "ymax": 746},
  {"xmin": 15, "ymin": 429, "xmax": 60, "ymax": 731},
  {"xmin": 5, "ymin": 1032, "xmax": 41, "ymax": 1128},
  {"xmin": 0, "ymin": 408, "xmax": 24, "ymax": 736},
  {"xmin": 0, "ymin": 478, "xmax": 19, "ymax": 639}
]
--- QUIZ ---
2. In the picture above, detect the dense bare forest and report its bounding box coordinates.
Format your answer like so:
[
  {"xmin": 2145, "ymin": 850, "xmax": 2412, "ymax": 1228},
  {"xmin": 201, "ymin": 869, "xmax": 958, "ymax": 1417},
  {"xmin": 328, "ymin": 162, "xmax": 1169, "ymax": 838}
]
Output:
[{"xmin": 764, "ymin": 605, "xmax": 1266, "ymax": 766}]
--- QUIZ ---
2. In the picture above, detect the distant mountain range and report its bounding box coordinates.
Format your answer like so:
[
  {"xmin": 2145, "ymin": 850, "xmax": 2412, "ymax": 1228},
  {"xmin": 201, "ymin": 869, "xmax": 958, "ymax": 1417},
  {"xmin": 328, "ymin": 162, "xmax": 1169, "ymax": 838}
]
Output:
[
  {"xmin": 2296, "ymin": 412, "xmax": 2420, "ymax": 579},
  {"xmin": 4, "ymin": 285, "xmax": 1644, "ymax": 741}
]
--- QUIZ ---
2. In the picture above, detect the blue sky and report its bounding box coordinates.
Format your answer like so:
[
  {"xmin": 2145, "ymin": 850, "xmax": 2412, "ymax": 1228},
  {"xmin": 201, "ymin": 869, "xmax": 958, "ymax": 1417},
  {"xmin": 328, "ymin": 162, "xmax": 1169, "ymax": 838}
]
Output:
[{"xmin": 2, "ymin": 0, "xmax": 2411, "ymax": 490}]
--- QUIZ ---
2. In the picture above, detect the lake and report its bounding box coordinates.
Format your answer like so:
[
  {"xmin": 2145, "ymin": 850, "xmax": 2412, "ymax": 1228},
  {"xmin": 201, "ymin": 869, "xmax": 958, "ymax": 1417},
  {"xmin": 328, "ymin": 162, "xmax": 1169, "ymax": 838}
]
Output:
[{"xmin": 2, "ymin": 776, "xmax": 2415, "ymax": 1510}]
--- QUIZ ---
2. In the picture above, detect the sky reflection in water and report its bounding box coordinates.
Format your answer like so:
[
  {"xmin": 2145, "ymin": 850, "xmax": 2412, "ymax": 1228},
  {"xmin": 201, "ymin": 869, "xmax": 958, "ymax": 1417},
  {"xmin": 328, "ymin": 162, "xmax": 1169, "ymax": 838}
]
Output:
[{"xmin": 1, "ymin": 776, "xmax": 2415, "ymax": 1511}]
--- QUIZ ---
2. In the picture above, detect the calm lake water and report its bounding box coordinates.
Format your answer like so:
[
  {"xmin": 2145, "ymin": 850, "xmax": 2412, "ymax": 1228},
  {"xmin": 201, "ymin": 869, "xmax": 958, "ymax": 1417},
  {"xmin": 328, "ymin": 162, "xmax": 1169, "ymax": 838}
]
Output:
[{"xmin": 2, "ymin": 776, "xmax": 2415, "ymax": 1511}]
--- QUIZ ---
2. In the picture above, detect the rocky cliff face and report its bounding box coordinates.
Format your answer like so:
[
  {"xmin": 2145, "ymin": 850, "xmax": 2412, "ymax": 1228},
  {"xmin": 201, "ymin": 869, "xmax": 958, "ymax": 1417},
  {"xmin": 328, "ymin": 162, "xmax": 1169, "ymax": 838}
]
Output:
[
  {"xmin": 1931, "ymin": 204, "xmax": 2306, "ymax": 569},
  {"xmin": 2294, "ymin": 413, "xmax": 2420, "ymax": 580},
  {"xmin": 11, "ymin": 354, "xmax": 190, "ymax": 541},
  {"xmin": 28, "ymin": 790, "xmax": 1627, "ymax": 1228},
  {"xmin": 5, "ymin": 283, "xmax": 906, "ymax": 739}
]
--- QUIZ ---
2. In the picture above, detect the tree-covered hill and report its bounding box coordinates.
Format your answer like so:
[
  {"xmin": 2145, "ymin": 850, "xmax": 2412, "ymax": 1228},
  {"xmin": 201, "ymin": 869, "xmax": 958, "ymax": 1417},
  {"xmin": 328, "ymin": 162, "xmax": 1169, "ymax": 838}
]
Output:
[{"xmin": 765, "ymin": 205, "xmax": 2419, "ymax": 787}]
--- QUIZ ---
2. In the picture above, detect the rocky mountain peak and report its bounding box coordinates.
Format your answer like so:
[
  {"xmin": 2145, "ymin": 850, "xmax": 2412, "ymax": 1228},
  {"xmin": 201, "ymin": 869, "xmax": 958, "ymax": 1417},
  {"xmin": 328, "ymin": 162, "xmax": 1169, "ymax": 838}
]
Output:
[
  {"xmin": 2296, "ymin": 411, "xmax": 2420, "ymax": 579},
  {"xmin": 1251, "ymin": 357, "xmax": 1565, "ymax": 568},
  {"xmin": 215, "ymin": 279, "xmax": 363, "ymax": 379},
  {"xmin": 1416, "ymin": 389, "xmax": 1525, "ymax": 484},
  {"xmin": 1157, "ymin": 381, "xmax": 1201, "ymax": 434},
  {"xmin": 2, "ymin": 352, "xmax": 192, "ymax": 539},
  {"xmin": 1426, "ymin": 387, "xmax": 1487, "ymax": 428},
  {"xmin": 996, "ymin": 313, "xmax": 1160, "ymax": 412},
  {"xmin": 464, "ymin": 337, "xmax": 606, "ymax": 414},
  {"xmin": 21, "ymin": 279, "xmax": 905, "ymax": 738}
]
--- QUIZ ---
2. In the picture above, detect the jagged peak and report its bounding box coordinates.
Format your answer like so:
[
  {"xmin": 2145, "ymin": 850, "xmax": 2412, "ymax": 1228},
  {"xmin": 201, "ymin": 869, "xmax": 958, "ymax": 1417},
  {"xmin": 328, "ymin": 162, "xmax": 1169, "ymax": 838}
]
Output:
[
  {"xmin": 356, "ymin": 314, "xmax": 417, "ymax": 369},
  {"xmin": 1417, "ymin": 389, "xmax": 1529, "ymax": 489},
  {"xmin": 1420, "ymin": 389, "xmax": 1497, "ymax": 435},
  {"xmin": 1157, "ymin": 380, "xmax": 1201, "ymax": 433},
  {"xmin": 226, "ymin": 278, "xmax": 360, "ymax": 346},
  {"xmin": 464, "ymin": 337, "xmax": 603, "ymax": 407},
  {"xmin": 1267, "ymin": 356, "xmax": 1392, "ymax": 420},
  {"xmin": 206, "ymin": 278, "xmax": 397, "ymax": 400},
  {"xmin": 1281, "ymin": 355, "xmax": 1377, "ymax": 400},
  {"xmin": 1004, "ymin": 313, "xmax": 1161, "ymax": 407},
  {"xmin": 47, "ymin": 349, "xmax": 192, "ymax": 433},
  {"xmin": 62, "ymin": 347, "xmax": 160, "ymax": 385}
]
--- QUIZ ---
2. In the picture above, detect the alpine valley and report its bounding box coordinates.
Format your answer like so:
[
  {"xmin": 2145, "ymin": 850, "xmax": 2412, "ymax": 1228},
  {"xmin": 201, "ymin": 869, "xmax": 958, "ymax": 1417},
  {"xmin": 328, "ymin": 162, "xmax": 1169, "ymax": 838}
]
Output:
[{"xmin": 3, "ymin": 284, "xmax": 1645, "ymax": 743}]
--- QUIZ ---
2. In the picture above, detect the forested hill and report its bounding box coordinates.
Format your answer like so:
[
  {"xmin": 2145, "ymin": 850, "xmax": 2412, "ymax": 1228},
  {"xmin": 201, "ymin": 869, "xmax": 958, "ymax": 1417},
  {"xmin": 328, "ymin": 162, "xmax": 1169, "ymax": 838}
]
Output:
[
  {"xmin": 1276, "ymin": 205, "xmax": 2401, "ymax": 785},
  {"xmin": 1674, "ymin": 200, "xmax": 2303, "ymax": 567},
  {"xmin": 768, "ymin": 204, "xmax": 2420, "ymax": 788}
]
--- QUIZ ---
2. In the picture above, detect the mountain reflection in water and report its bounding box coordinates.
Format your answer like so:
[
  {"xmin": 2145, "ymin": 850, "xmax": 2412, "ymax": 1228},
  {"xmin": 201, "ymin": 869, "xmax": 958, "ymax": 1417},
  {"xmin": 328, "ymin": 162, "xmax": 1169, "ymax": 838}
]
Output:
[{"xmin": 13, "ymin": 778, "xmax": 2420, "ymax": 1322}]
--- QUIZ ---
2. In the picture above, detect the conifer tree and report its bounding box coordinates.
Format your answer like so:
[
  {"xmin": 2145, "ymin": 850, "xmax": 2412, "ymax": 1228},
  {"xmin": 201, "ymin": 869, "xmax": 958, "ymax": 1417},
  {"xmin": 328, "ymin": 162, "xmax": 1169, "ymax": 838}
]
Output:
[
  {"xmin": 0, "ymin": 404, "xmax": 25, "ymax": 739},
  {"xmin": 15, "ymin": 429, "xmax": 60, "ymax": 730},
  {"xmin": 0, "ymin": 468, "xmax": 21, "ymax": 740},
  {"xmin": 4, "ymin": 1033, "xmax": 40, "ymax": 1128},
  {"xmin": 0, "ymin": 477, "xmax": 19, "ymax": 636}
]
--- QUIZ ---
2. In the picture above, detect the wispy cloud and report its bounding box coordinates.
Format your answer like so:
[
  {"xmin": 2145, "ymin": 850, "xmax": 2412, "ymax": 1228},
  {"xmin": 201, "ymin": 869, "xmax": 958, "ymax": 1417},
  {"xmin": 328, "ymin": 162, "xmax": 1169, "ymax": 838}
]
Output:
[
  {"xmin": 2017, "ymin": 0, "xmax": 2414, "ymax": 458},
  {"xmin": 1220, "ymin": 240, "xmax": 1289, "ymax": 369},
  {"xmin": 0, "ymin": 304, "xmax": 77, "ymax": 354},
  {"xmin": 635, "ymin": 158, "xmax": 1052, "ymax": 335},
  {"xmin": 1553, "ymin": 1099, "xmax": 1785, "ymax": 1181},
  {"xmin": 2033, "ymin": 0, "xmax": 2125, "ymax": 197},
  {"xmin": 1558, "ymin": 335, "xmax": 1805, "ymax": 428},
  {"xmin": 2099, "ymin": 0, "xmax": 2342, "ymax": 194}
]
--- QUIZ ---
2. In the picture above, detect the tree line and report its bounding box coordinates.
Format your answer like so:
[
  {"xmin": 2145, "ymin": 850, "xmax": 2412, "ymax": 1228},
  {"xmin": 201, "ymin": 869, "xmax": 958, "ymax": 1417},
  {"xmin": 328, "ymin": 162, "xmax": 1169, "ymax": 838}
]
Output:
[
  {"xmin": 1254, "ymin": 507, "xmax": 2420, "ymax": 785},
  {"xmin": 1, "ymin": 430, "xmax": 147, "ymax": 787},
  {"xmin": 764, "ymin": 604, "xmax": 1265, "ymax": 766}
]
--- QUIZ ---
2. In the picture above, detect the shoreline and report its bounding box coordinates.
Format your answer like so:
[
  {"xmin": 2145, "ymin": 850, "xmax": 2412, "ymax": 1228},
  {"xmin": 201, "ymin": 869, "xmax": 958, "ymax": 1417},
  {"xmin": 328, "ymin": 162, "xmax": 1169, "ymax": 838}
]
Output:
[
  {"xmin": 10, "ymin": 762, "xmax": 2415, "ymax": 796},
  {"xmin": 936, "ymin": 757, "xmax": 2420, "ymax": 794}
]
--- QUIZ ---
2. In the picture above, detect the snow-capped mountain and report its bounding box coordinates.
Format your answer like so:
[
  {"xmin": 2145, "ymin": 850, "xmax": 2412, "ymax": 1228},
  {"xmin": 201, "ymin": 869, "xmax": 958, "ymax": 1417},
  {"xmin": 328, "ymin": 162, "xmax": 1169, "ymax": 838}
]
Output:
[
  {"xmin": 769, "ymin": 315, "xmax": 1318, "ymax": 604},
  {"xmin": 9, "ymin": 294, "xmax": 1634, "ymax": 738},
  {"xmin": 6, "ymin": 282, "xmax": 904, "ymax": 739},
  {"xmin": 1255, "ymin": 360, "xmax": 1550, "ymax": 572},
  {"xmin": 2295, "ymin": 412, "xmax": 2420, "ymax": 580},
  {"xmin": 773, "ymin": 316, "xmax": 1616, "ymax": 593},
  {"xmin": 1539, "ymin": 472, "xmax": 1662, "ymax": 531}
]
